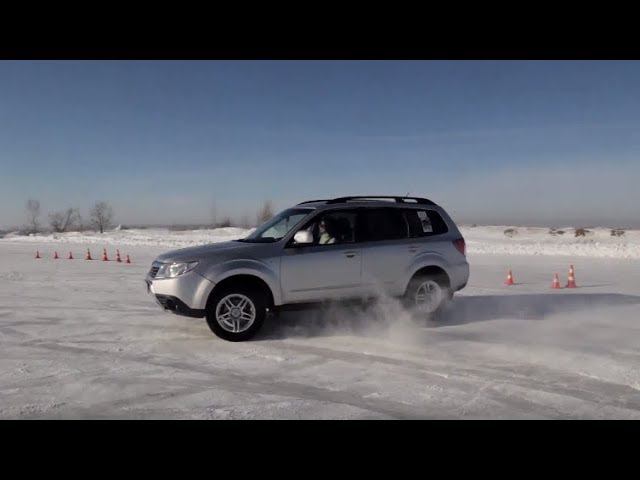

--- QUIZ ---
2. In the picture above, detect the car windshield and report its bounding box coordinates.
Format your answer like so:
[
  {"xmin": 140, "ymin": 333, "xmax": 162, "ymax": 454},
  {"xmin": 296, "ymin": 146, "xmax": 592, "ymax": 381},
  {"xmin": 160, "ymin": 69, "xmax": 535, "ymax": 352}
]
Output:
[{"xmin": 239, "ymin": 208, "xmax": 313, "ymax": 243}]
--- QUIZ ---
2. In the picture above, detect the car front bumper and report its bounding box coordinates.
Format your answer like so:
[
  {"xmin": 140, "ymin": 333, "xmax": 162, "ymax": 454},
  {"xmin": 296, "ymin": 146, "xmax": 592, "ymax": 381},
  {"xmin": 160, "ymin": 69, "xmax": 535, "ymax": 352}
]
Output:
[
  {"xmin": 145, "ymin": 270, "xmax": 215, "ymax": 317},
  {"xmin": 151, "ymin": 293, "xmax": 205, "ymax": 318}
]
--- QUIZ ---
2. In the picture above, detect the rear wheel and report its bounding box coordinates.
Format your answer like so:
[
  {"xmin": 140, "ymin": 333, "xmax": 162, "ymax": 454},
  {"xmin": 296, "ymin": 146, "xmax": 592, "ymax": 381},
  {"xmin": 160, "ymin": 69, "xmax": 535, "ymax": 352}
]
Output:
[
  {"xmin": 206, "ymin": 286, "xmax": 267, "ymax": 341},
  {"xmin": 404, "ymin": 274, "xmax": 451, "ymax": 319}
]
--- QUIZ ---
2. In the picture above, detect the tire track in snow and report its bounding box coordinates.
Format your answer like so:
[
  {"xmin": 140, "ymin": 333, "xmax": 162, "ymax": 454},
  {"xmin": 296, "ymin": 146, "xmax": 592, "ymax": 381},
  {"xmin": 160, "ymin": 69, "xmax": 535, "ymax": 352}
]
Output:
[
  {"xmin": 13, "ymin": 337, "xmax": 639, "ymax": 418},
  {"xmin": 20, "ymin": 340, "xmax": 440, "ymax": 419},
  {"xmin": 261, "ymin": 340, "xmax": 640, "ymax": 414}
]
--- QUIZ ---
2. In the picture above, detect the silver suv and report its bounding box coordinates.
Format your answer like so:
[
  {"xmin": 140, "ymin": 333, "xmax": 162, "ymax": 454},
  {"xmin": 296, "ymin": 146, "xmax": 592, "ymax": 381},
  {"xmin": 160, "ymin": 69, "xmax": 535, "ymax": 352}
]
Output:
[{"xmin": 145, "ymin": 196, "xmax": 469, "ymax": 341}]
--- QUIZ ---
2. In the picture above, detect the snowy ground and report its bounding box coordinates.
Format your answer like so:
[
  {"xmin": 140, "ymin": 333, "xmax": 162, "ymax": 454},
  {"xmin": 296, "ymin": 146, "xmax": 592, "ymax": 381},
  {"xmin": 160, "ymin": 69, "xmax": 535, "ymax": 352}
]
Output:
[{"xmin": 1, "ymin": 236, "xmax": 640, "ymax": 419}]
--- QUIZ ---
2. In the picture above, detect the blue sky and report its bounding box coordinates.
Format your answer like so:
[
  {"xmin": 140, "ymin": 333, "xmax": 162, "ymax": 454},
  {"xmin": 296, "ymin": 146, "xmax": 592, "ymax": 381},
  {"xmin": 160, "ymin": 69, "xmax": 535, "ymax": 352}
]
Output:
[{"xmin": 1, "ymin": 60, "xmax": 639, "ymax": 228}]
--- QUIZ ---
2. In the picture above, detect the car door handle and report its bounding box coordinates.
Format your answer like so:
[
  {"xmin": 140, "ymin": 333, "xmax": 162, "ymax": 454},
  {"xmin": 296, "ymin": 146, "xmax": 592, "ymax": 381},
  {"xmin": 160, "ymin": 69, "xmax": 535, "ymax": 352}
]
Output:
[
  {"xmin": 408, "ymin": 246, "xmax": 419, "ymax": 253},
  {"xmin": 343, "ymin": 251, "xmax": 358, "ymax": 258}
]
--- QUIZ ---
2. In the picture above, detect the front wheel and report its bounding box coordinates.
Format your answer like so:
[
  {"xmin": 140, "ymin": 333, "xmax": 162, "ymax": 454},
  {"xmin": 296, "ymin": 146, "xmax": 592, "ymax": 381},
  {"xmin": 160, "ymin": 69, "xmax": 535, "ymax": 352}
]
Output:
[
  {"xmin": 404, "ymin": 275, "xmax": 451, "ymax": 319},
  {"xmin": 206, "ymin": 286, "xmax": 267, "ymax": 341}
]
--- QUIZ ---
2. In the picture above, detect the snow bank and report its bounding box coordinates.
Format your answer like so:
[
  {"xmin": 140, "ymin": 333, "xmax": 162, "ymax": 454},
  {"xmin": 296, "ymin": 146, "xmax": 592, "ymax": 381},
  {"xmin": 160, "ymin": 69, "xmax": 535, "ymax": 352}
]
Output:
[
  {"xmin": 461, "ymin": 225, "xmax": 640, "ymax": 259},
  {"xmin": 2, "ymin": 225, "xmax": 640, "ymax": 259},
  {"xmin": 1, "ymin": 227, "xmax": 252, "ymax": 249}
]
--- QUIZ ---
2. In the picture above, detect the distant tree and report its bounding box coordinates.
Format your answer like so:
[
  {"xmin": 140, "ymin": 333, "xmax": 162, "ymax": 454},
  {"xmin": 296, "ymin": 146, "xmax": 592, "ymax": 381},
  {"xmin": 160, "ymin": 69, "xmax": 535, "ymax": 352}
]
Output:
[
  {"xmin": 211, "ymin": 200, "xmax": 218, "ymax": 228},
  {"xmin": 217, "ymin": 216, "xmax": 232, "ymax": 228},
  {"xmin": 68, "ymin": 208, "xmax": 81, "ymax": 231},
  {"xmin": 48, "ymin": 212, "xmax": 64, "ymax": 232},
  {"xmin": 25, "ymin": 199, "xmax": 41, "ymax": 234},
  {"xmin": 76, "ymin": 211, "xmax": 86, "ymax": 232},
  {"xmin": 256, "ymin": 200, "xmax": 274, "ymax": 224},
  {"xmin": 90, "ymin": 201, "xmax": 114, "ymax": 234},
  {"xmin": 239, "ymin": 214, "xmax": 251, "ymax": 229},
  {"xmin": 49, "ymin": 208, "xmax": 81, "ymax": 232}
]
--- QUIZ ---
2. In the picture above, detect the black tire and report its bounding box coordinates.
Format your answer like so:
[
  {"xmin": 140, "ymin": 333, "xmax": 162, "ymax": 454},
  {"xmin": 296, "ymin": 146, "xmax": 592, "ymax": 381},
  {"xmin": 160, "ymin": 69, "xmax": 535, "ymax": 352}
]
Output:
[
  {"xmin": 205, "ymin": 284, "xmax": 268, "ymax": 342},
  {"xmin": 403, "ymin": 273, "xmax": 451, "ymax": 320}
]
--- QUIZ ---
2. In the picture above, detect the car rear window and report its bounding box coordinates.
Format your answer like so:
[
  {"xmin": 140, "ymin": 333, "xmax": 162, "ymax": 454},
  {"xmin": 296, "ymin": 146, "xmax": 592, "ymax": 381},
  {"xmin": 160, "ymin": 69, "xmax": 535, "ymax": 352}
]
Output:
[{"xmin": 404, "ymin": 209, "xmax": 449, "ymax": 237}]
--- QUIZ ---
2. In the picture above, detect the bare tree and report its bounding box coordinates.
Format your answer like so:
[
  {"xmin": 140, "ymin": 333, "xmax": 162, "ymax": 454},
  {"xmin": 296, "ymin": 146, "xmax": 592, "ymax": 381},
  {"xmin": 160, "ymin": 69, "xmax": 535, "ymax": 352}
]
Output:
[
  {"xmin": 256, "ymin": 200, "xmax": 274, "ymax": 224},
  {"xmin": 49, "ymin": 208, "xmax": 81, "ymax": 232},
  {"xmin": 49, "ymin": 212, "xmax": 65, "ymax": 232},
  {"xmin": 211, "ymin": 200, "xmax": 218, "ymax": 228},
  {"xmin": 217, "ymin": 216, "xmax": 232, "ymax": 228},
  {"xmin": 239, "ymin": 213, "xmax": 251, "ymax": 229},
  {"xmin": 76, "ymin": 210, "xmax": 86, "ymax": 232},
  {"xmin": 90, "ymin": 201, "xmax": 114, "ymax": 234},
  {"xmin": 25, "ymin": 199, "xmax": 41, "ymax": 234}
]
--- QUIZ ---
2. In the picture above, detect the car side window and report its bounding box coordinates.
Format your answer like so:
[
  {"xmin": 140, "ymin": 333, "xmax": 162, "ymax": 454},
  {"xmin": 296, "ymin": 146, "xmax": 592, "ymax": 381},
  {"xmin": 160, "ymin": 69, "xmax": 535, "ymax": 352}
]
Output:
[
  {"xmin": 296, "ymin": 210, "xmax": 358, "ymax": 246},
  {"xmin": 360, "ymin": 208, "xmax": 408, "ymax": 242},
  {"xmin": 404, "ymin": 209, "xmax": 449, "ymax": 237}
]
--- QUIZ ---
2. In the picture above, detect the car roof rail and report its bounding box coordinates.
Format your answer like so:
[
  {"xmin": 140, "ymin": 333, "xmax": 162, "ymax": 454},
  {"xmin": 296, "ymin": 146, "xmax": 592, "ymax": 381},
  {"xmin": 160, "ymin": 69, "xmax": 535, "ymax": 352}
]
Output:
[
  {"xmin": 297, "ymin": 199, "xmax": 330, "ymax": 205},
  {"xmin": 325, "ymin": 196, "xmax": 436, "ymax": 205}
]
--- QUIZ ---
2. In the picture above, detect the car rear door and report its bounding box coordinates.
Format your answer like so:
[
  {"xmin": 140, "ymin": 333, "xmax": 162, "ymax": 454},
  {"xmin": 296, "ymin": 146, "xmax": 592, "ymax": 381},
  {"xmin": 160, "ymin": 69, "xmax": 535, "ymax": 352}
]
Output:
[{"xmin": 358, "ymin": 207, "xmax": 413, "ymax": 296}]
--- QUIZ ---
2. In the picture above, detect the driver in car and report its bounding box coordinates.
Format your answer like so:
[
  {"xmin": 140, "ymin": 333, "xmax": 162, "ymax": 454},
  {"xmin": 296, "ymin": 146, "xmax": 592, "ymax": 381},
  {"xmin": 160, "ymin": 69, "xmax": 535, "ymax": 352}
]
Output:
[{"xmin": 318, "ymin": 218, "xmax": 336, "ymax": 244}]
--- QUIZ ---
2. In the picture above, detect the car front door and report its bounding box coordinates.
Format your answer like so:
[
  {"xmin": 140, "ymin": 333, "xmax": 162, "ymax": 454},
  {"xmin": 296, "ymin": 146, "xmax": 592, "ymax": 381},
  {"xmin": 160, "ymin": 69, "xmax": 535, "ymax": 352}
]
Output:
[{"xmin": 280, "ymin": 209, "xmax": 362, "ymax": 304}]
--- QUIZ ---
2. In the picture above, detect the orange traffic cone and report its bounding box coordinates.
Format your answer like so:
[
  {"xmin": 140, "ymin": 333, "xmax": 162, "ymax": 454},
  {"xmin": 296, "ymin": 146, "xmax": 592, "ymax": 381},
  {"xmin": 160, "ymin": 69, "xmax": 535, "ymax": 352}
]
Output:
[
  {"xmin": 116, "ymin": 249, "xmax": 122, "ymax": 262},
  {"xmin": 566, "ymin": 265, "xmax": 577, "ymax": 288},
  {"xmin": 68, "ymin": 251, "xmax": 73, "ymax": 260},
  {"xmin": 551, "ymin": 273, "xmax": 561, "ymax": 289},
  {"xmin": 85, "ymin": 248, "xmax": 92, "ymax": 260},
  {"xmin": 504, "ymin": 269, "xmax": 515, "ymax": 286},
  {"xmin": 102, "ymin": 248, "xmax": 109, "ymax": 261},
  {"xmin": 125, "ymin": 254, "xmax": 131, "ymax": 264},
  {"xmin": 53, "ymin": 251, "xmax": 59, "ymax": 259},
  {"xmin": 35, "ymin": 250, "xmax": 41, "ymax": 259}
]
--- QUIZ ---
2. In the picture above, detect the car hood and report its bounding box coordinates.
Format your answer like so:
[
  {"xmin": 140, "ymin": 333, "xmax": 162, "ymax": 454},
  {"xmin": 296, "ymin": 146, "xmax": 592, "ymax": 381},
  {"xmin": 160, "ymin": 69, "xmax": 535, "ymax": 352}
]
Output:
[{"xmin": 155, "ymin": 240, "xmax": 259, "ymax": 263}]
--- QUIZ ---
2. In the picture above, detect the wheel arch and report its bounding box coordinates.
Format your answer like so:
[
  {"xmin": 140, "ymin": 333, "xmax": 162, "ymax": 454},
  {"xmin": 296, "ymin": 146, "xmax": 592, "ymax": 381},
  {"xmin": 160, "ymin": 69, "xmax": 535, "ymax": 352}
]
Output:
[
  {"xmin": 403, "ymin": 264, "xmax": 451, "ymax": 296},
  {"xmin": 206, "ymin": 273, "xmax": 276, "ymax": 311},
  {"xmin": 200, "ymin": 258, "xmax": 282, "ymax": 306}
]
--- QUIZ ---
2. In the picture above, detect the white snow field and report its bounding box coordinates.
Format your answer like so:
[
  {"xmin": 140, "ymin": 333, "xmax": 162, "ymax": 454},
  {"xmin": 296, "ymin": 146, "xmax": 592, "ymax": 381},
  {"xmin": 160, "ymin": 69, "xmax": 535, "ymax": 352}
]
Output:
[
  {"xmin": 1, "ymin": 229, "xmax": 640, "ymax": 419},
  {"xmin": 4, "ymin": 224, "xmax": 640, "ymax": 258}
]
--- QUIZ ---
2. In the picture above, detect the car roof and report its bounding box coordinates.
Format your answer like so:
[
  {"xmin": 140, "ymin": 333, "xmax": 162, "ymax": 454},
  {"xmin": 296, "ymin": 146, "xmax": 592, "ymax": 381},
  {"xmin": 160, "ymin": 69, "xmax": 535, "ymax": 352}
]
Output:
[{"xmin": 296, "ymin": 196, "xmax": 438, "ymax": 210}]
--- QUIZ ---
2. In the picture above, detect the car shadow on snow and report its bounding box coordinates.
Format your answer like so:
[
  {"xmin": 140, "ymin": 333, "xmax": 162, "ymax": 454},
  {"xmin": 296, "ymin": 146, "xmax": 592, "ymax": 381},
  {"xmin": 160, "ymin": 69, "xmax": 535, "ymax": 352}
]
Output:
[
  {"xmin": 435, "ymin": 293, "xmax": 640, "ymax": 327},
  {"xmin": 257, "ymin": 293, "xmax": 640, "ymax": 340}
]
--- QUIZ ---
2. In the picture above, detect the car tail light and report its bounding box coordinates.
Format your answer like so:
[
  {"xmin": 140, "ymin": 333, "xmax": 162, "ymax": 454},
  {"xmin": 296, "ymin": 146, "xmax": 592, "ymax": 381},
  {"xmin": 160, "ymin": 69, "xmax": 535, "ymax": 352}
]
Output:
[{"xmin": 453, "ymin": 238, "xmax": 466, "ymax": 256}]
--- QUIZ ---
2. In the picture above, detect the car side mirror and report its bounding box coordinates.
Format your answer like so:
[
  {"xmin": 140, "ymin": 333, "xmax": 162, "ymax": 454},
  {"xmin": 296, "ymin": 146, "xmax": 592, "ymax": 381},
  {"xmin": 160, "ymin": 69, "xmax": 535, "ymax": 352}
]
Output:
[{"xmin": 293, "ymin": 230, "xmax": 313, "ymax": 245}]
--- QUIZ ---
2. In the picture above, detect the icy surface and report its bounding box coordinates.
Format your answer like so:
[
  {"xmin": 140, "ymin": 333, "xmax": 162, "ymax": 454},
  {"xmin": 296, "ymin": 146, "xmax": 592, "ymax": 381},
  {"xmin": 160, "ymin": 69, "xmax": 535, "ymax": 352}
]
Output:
[
  {"xmin": 3, "ymin": 224, "xmax": 640, "ymax": 258},
  {"xmin": 1, "ymin": 240, "xmax": 639, "ymax": 419}
]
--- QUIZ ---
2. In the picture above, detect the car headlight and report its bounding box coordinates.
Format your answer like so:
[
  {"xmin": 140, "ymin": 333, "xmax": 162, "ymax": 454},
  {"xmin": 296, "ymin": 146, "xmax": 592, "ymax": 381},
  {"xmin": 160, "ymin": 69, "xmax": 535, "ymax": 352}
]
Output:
[{"xmin": 155, "ymin": 261, "xmax": 199, "ymax": 279}]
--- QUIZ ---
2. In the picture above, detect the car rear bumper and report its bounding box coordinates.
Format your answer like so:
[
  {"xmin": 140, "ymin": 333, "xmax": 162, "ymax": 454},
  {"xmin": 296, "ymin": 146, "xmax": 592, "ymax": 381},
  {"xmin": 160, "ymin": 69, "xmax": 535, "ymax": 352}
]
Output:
[{"xmin": 449, "ymin": 261, "xmax": 470, "ymax": 291}]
